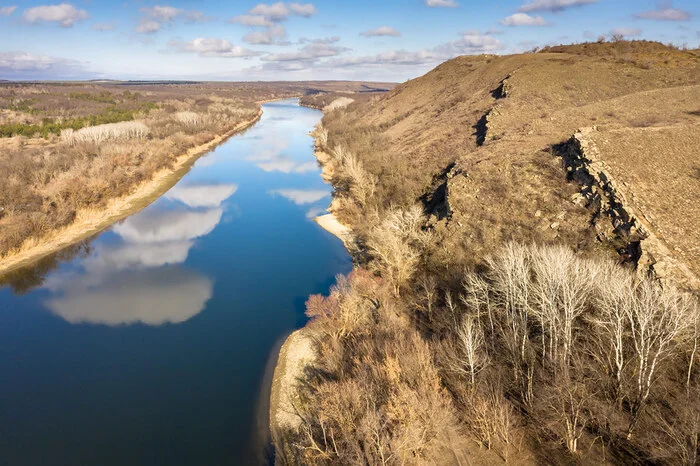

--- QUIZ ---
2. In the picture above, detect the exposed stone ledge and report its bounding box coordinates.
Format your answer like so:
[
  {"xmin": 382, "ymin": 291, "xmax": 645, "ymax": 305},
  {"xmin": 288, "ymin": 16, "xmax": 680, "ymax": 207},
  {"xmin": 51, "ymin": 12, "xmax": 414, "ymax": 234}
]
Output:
[{"xmin": 561, "ymin": 127, "xmax": 699, "ymax": 290}]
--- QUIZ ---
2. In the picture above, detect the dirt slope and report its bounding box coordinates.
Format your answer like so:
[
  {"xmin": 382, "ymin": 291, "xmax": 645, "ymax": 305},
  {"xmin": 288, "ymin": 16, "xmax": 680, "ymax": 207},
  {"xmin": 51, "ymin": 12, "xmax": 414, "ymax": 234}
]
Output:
[{"xmin": 323, "ymin": 41, "xmax": 700, "ymax": 289}]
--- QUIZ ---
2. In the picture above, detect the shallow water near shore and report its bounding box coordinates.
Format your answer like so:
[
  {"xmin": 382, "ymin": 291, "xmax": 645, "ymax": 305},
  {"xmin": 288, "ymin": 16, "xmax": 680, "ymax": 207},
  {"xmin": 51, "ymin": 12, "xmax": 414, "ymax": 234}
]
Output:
[{"xmin": 0, "ymin": 99, "xmax": 351, "ymax": 465}]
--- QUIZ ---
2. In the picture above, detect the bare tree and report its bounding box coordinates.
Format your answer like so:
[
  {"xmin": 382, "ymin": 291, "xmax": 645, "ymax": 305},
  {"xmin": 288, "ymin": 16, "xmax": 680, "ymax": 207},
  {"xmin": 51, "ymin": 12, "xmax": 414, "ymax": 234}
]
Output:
[
  {"xmin": 367, "ymin": 206, "xmax": 428, "ymax": 297},
  {"xmin": 625, "ymin": 281, "xmax": 691, "ymax": 437},
  {"xmin": 686, "ymin": 298, "xmax": 700, "ymax": 394},
  {"xmin": 418, "ymin": 274, "xmax": 438, "ymax": 322},
  {"xmin": 487, "ymin": 243, "xmax": 532, "ymax": 365},
  {"xmin": 453, "ymin": 315, "xmax": 488, "ymax": 386},
  {"xmin": 462, "ymin": 272, "xmax": 494, "ymax": 335},
  {"xmin": 529, "ymin": 245, "xmax": 593, "ymax": 374},
  {"xmin": 544, "ymin": 382, "xmax": 591, "ymax": 454},
  {"xmin": 589, "ymin": 263, "xmax": 634, "ymax": 402},
  {"xmin": 330, "ymin": 145, "xmax": 377, "ymax": 208}
]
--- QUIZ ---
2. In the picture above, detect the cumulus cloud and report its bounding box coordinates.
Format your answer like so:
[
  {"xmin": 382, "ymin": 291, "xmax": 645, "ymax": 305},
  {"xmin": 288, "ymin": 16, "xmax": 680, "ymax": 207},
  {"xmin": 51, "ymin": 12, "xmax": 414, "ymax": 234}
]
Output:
[
  {"xmin": 0, "ymin": 5, "xmax": 17, "ymax": 16},
  {"xmin": 92, "ymin": 22, "xmax": 116, "ymax": 31},
  {"xmin": 167, "ymin": 37, "xmax": 261, "ymax": 58},
  {"xmin": 0, "ymin": 51, "xmax": 85, "ymax": 79},
  {"xmin": 114, "ymin": 208, "xmax": 224, "ymax": 244},
  {"xmin": 327, "ymin": 50, "xmax": 438, "ymax": 68},
  {"xmin": 257, "ymin": 31, "xmax": 501, "ymax": 75},
  {"xmin": 500, "ymin": 13, "xmax": 549, "ymax": 26},
  {"xmin": 45, "ymin": 267, "xmax": 213, "ymax": 326},
  {"xmin": 519, "ymin": 0, "xmax": 597, "ymax": 12},
  {"xmin": 39, "ymin": 188, "xmax": 239, "ymax": 326},
  {"xmin": 22, "ymin": 3, "xmax": 89, "ymax": 27},
  {"xmin": 269, "ymin": 189, "xmax": 330, "ymax": 205},
  {"xmin": 140, "ymin": 5, "xmax": 182, "ymax": 22},
  {"xmin": 425, "ymin": 0, "xmax": 459, "ymax": 7},
  {"xmin": 360, "ymin": 26, "xmax": 401, "ymax": 37},
  {"xmin": 249, "ymin": 2, "xmax": 316, "ymax": 20},
  {"xmin": 243, "ymin": 24, "xmax": 289, "ymax": 45},
  {"xmin": 165, "ymin": 184, "xmax": 238, "ymax": 208},
  {"xmin": 289, "ymin": 3, "xmax": 317, "ymax": 16},
  {"xmin": 228, "ymin": 14, "xmax": 274, "ymax": 27},
  {"xmin": 262, "ymin": 38, "xmax": 349, "ymax": 62},
  {"xmin": 610, "ymin": 27, "xmax": 642, "ymax": 38},
  {"xmin": 236, "ymin": 3, "xmax": 316, "ymax": 45},
  {"xmin": 250, "ymin": 2, "xmax": 291, "ymax": 20},
  {"xmin": 634, "ymin": 2, "xmax": 690, "ymax": 21},
  {"xmin": 136, "ymin": 4, "xmax": 208, "ymax": 34},
  {"xmin": 136, "ymin": 19, "xmax": 161, "ymax": 34}
]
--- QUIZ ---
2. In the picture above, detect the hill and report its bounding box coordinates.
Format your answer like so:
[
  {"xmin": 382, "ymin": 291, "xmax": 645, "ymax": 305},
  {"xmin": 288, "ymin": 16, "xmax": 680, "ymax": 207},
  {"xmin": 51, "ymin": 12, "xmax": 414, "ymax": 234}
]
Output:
[
  {"xmin": 274, "ymin": 41, "xmax": 700, "ymax": 465},
  {"xmin": 323, "ymin": 40, "xmax": 699, "ymax": 289}
]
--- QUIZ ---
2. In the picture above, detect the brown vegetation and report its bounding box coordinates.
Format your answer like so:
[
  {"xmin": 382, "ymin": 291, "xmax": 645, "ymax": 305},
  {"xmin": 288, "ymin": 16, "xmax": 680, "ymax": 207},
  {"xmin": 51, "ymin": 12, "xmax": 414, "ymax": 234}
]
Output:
[
  {"xmin": 274, "ymin": 41, "xmax": 700, "ymax": 464},
  {"xmin": 0, "ymin": 81, "xmax": 394, "ymax": 267}
]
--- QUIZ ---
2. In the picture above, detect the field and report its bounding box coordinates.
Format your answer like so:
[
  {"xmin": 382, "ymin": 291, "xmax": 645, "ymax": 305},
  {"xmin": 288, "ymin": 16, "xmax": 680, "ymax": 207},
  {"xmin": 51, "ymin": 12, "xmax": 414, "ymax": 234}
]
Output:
[{"xmin": 0, "ymin": 80, "xmax": 393, "ymax": 268}]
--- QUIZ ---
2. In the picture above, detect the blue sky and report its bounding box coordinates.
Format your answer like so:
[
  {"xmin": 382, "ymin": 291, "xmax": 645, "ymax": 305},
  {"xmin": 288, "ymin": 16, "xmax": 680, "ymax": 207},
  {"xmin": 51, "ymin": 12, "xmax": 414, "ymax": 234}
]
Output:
[{"xmin": 1, "ymin": 0, "xmax": 697, "ymax": 81}]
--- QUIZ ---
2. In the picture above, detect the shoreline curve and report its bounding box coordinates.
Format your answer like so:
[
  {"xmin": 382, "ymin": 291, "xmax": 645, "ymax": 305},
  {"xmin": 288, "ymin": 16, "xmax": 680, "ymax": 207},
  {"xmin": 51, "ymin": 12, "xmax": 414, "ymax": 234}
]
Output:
[{"xmin": 0, "ymin": 108, "xmax": 263, "ymax": 278}]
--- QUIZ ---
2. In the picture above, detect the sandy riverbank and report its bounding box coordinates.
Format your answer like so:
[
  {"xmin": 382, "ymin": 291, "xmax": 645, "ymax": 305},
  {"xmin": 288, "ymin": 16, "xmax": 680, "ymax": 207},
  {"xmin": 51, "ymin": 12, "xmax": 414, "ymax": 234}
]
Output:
[
  {"xmin": 314, "ymin": 213, "xmax": 353, "ymax": 249},
  {"xmin": 269, "ymin": 328, "xmax": 315, "ymax": 450},
  {"xmin": 0, "ymin": 109, "xmax": 263, "ymax": 277},
  {"xmin": 269, "ymin": 120, "xmax": 357, "ymax": 459}
]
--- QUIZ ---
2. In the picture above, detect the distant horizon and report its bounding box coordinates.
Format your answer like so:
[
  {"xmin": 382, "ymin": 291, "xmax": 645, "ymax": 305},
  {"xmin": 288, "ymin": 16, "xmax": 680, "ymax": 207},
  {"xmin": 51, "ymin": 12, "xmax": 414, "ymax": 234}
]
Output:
[{"xmin": 2, "ymin": 0, "xmax": 698, "ymax": 82}]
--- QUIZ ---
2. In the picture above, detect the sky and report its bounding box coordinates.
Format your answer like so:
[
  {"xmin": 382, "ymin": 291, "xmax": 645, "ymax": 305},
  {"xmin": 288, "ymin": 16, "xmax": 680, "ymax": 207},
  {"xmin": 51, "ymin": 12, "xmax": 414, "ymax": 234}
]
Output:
[{"xmin": 0, "ymin": 0, "xmax": 698, "ymax": 81}]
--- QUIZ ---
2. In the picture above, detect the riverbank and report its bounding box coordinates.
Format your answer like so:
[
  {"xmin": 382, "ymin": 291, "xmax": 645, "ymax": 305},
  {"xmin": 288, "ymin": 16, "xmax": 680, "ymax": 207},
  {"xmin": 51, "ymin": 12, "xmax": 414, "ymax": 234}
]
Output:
[
  {"xmin": 269, "ymin": 115, "xmax": 357, "ymax": 460},
  {"xmin": 269, "ymin": 328, "xmax": 315, "ymax": 456},
  {"xmin": 0, "ymin": 108, "xmax": 263, "ymax": 278}
]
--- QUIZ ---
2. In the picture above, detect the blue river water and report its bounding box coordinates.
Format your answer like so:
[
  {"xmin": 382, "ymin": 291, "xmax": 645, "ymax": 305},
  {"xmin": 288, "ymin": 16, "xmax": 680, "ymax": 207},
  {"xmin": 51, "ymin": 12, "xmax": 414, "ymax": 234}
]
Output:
[{"xmin": 0, "ymin": 99, "xmax": 351, "ymax": 465}]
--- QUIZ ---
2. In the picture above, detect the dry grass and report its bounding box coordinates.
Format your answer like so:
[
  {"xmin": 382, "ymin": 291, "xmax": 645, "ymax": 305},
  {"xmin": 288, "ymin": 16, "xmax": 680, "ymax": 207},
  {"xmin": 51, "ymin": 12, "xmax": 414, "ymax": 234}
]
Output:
[
  {"xmin": 279, "ymin": 40, "xmax": 700, "ymax": 465},
  {"xmin": 61, "ymin": 120, "xmax": 150, "ymax": 145},
  {"xmin": 319, "ymin": 40, "xmax": 699, "ymax": 283}
]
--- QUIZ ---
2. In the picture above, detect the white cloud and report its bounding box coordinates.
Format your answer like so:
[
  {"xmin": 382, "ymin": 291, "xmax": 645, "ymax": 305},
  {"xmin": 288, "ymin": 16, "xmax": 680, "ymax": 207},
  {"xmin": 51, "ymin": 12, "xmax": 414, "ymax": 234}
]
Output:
[
  {"xmin": 0, "ymin": 5, "xmax": 17, "ymax": 16},
  {"xmin": 262, "ymin": 39, "xmax": 349, "ymax": 62},
  {"xmin": 442, "ymin": 32, "xmax": 503, "ymax": 54},
  {"xmin": 360, "ymin": 26, "xmax": 401, "ymax": 37},
  {"xmin": 634, "ymin": 3, "xmax": 690, "ymax": 21},
  {"xmin": 519, "ymin": 0, "xmax": 597, "ymax": 13},
  {"xmin": 243, "ymin": 25, "xmax": 289, "ymax": 45},
  {"xmin": 22, "ymin": 3, "xmax": 88, "ymax": 27},
  {"xmin": 92, "ymin": 22, "xmax": 116, "ymax": 31},
  {"xmin": 114, "ymin": 208, "xmax": 224, "ymax": 244},
  {"xmin": 167, "ymin": 38, "xmax": 261, "ymax": 58},
  {"xmin": 45, "ymin": 268, "xmax": 213, "ymax": 326},
  {"xmin": 136, "ymin": 19, "xmax": 160, "ymax": 34},
  {"xmin": 165, "ymin": 184, "xmax": 238, "ymax": 208},
  {"xmin": 140, "ymin": 5, "xmax": 182, "ymax": 22},
  {"xmin": 250, "ymin": 2, "xmax": 290, "ymax": 20},
  {"xmin": 183, "ymin": 10, "xmax": 210, "ymax": 23},
  {"xmin": 39, "ymin": 189, "xmax": 236, "ymax": 326},
  {"xmin": 500, "ymin": 13, "xmax": 549, "ymax": 26},
  {"xmin": 0, "ymin": 51, "xmax": 85, "ymax": 79},
  {"xmin": 136, "ymin": 5, "xmax": 208, "ymax": 34},
  {"xmin": 269, "ymin": 189, "xmax": 330, "ymax": 205},
  {"xmin": 610, "ymin": 27, "xmax": 642, "ymax": 37},
  {"xmin": 255, "ymin": 156, "xmax": 318, "ymax": 173},
  {"xmin": 425, "ymin": 0, "xmax": 458, "ymax": 7},
  {"xmin": 329, "ymin": 31, "xmax": 501, "ymax": 70},
  {"xmin": 229, "ymin": 14, "xmax": 274, "ymax": 27},
  {"xmin": 248, "ymin": 2, "xmax": 316, "ymax": 21},
  {"xmin": 289, "ymin": 3, "xmax": 317, "ymax": 17}
]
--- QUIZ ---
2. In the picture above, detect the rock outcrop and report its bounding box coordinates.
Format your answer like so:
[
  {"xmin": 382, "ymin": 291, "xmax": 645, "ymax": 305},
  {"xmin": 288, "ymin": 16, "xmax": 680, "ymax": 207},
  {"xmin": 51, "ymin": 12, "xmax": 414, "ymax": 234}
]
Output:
[{"xmin": 560, "ymin": 127, "xmax": 700, "ymax": 290}]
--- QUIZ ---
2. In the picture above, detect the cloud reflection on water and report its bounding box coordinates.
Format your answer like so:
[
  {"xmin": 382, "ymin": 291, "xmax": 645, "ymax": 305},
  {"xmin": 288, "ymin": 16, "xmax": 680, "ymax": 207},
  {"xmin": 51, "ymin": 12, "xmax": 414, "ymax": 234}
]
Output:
[
  {"xmin": 42, "ymin": 183, "xmax": 237, "ymax": 326},
  {"xmin": 269, "ymin": 189, "xmax": 330, "ymax": 205}
]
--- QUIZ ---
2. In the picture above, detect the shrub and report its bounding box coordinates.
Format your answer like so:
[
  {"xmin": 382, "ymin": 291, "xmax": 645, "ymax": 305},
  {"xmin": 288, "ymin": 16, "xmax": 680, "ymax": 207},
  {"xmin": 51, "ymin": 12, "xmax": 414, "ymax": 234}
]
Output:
[{"xmin": 61, "ymin": 121, "xmax": 150, "ymax": 145}]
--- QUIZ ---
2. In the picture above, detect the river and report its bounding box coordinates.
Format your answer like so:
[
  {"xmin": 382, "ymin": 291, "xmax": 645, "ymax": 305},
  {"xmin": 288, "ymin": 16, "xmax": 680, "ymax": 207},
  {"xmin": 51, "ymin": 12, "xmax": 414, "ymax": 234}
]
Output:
[{"xmin": 0, "ymin": 99, "xmax": 351, "ymax": 465}]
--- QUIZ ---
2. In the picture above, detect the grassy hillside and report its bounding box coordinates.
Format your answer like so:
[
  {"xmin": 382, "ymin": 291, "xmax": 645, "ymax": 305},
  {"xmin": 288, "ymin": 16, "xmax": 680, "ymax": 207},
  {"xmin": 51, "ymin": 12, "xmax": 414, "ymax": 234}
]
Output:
[{"xmin": 276, "ymin": 41, "xmax": 700, "ymax": 464}]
